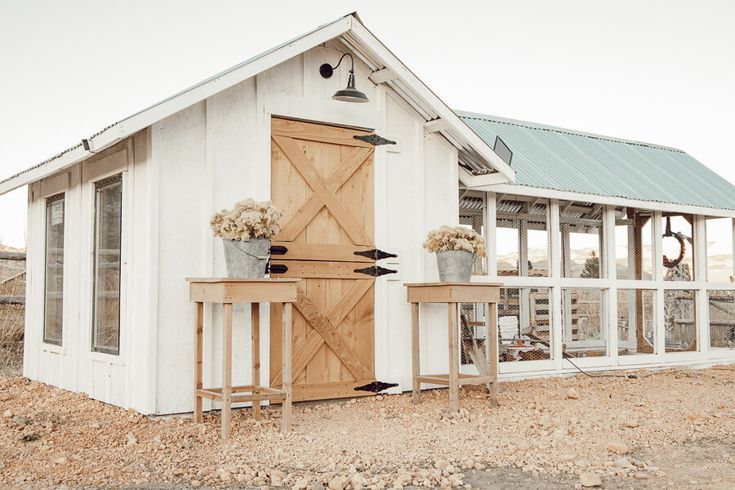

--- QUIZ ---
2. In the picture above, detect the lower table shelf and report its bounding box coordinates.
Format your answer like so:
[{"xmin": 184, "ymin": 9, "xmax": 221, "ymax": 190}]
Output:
[
  {"xmin": 196, "ymin": 385, "xmax": 287, "ymax": 403},
  {"xmin": 416, "ymin": 373, "xmax": 495, "ymax": 387}
]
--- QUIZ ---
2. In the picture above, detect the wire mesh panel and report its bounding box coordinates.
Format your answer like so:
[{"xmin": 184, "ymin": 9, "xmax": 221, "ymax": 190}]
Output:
[
  {"xmin": 617, "ymin": 289, "xmax": 656, "ymax": 355},
  {"xmin": 662, "ymin": 215, "xmax": 694, "ymax": 282},
  {"xmin": 614, "ymin": 207, "xmax": 654, "ymax": 280},
  {"xmin": 562, "ymin": 288, "xmax": 606, "ymax": 357},
  {"xmin": 459, "ymin": 192, "xmax": 486, "ymax": 274},
  {"xmin": 705, "ymin": 217, "xmax": 734, "ymax": 283},
  {"xmin": 496, "ymin": 196, "xmax": 549, "ymax": 277},
  {"xmin": 495, "ymin": 287, "xmax": 552, "ymax": 362},
  {"xmin": 709, "ymin": 290, "xmax": 735, "ymax": 349},
  {"xmin": 664, "ymin": 289, "xmax": 696, "ymax": 352},
  {"xmin": 559, "ymin": 201, "xmax": 604, "ymax": 279}
]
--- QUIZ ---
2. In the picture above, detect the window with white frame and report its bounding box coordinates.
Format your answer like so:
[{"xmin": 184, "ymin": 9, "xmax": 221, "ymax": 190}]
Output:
[
  {"xmin": 662, "ymin": 215, "xmax": 694, "ymax": 282},
  {"xmin": 43, "ymin": 193, "xmax": 65, "ymax": 345},
  {"xmin": 617, "ymin": 289, "xmax": 656, "ymax": 356},
  {"xmin": 614, "ymin": 207, "xmax": 654, "ymax": 280},
  {"xmin": 562, "ymin": 287, "xmax": 606, "ymax": 357},
  {"xmin": 559, "ymin": 201, "xmax": 604, "ymax": 279},
  {"xmin": 664, "ymin": 289, "xmax": 696, "ymax": 352},
  {"xmin": 709, "ymin": 290, "xmax": 735, "ymax": 349},
  {"xmin": 705, "ymin": 217, "xmax": 734, "ymax": 283},
  {"xmin": 495, "ymin": 196, "xmax": 549, "ymax": 277},
  {"xmin": 92, "ymin": 175, "xmax": 123, "ymax": 354}
]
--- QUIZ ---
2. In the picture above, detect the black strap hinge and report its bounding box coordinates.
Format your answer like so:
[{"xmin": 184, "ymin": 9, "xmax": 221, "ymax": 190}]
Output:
[
  {"xmin": 354, "ymin": 249, "xmax": 398, "ymax": 261},
  {"xmin": 354, "ymin": 134, "xmax": 396, "ymax": 146},
  {"xmin": 268, "ymin": 263, "xmax": 288, "ymax": 274},
  {"xmin": 270, "ymin": 245, "xmax": 288, "ymax": 255},
  {"xmin": 354, "ymin": 381, "xmax": 398, "ymax": 393},
  {"xmin": 354, "ymin": 265, "xmax": 397, "ymax": 277}
]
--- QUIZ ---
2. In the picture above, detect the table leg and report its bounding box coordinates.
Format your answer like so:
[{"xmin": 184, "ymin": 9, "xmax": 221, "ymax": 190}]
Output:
[
  {"xmin": 487, "ymin": 302, "xmax": 499, "ymax": 407},
  {"xmin": 411, "ymin": 302, "xmax": 421, "ymax": 404},
  {"xmin": 448, "ymin": 302, "xmax": 459, "ymax": 414},
  {"xmin": 251, "ymin": 303, "xmax": 261, "ymax": 420},
  {"xmin": 221, "ymin": 303, "xmax": 233, "ymax": 440},
  {"xmin": 194, "ymin": 302, "xmax": 203, "ymax": 423},
  {"xmin": 281, "ymin": 302, "xmax": 293, "ymax": 432}
]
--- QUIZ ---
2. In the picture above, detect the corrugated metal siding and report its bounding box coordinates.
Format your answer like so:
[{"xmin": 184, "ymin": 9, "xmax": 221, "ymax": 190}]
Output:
[{"xmin": 459, "ymin": 111, "xmax": 735, "ymax": 210}]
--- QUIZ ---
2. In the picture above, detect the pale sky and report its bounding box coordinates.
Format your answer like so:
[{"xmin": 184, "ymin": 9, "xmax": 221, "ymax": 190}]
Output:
[{"xmin": 1, "ymin": 0, "xmax": 734, "ymax": 248}]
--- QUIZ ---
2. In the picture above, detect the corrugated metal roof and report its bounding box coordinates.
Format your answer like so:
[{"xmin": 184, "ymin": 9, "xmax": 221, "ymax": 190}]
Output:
[{"xmin": 459, "ymin": 111, "xmax": 735, "ymax": 211}]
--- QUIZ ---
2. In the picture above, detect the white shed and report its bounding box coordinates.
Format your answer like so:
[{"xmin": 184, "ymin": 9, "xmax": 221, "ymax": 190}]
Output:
[
  {"xmin": 0, "ymin": 14, "xmax": 513, "ymax": 414},
  {"xmin": 3, "ymin": 13, "xmax": 735, "ymax": 416}
]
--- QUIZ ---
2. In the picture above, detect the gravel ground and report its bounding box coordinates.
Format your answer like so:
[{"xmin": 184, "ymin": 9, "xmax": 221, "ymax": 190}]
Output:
[{"xmin": 2, "ymin": 367, "xmax": 735, "ymax": 489}]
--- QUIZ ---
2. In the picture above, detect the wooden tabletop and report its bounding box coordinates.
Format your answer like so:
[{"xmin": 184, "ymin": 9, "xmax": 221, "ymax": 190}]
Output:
[
  {"xmin": 186, "ymin": 278, "xmax": 300, "ymax": 283},
  {"xmin": 405, "ymin": 282, "xmax": 501, "ymax": 303}
]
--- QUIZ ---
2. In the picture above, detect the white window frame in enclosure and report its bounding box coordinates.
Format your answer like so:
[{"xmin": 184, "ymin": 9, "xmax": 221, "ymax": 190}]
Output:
[
  {"xmin": 473, "ymin": 189, "xmax": 735, "ymax": 377},
  {"xmin": 81, "ymin": 145, "xmax": 131, "ymax": 364},
  {"xmin": 42, "ymin": 192, "xmax": 66, "ymax": 347}
]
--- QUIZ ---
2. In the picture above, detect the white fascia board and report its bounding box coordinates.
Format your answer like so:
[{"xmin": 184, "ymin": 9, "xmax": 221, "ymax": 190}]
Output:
[
  {"xmin": 485, "ymin": 183, "xmax": 735, "ymax": 218},
  {"xmin": 458, "ymin": 167, "xmax": 512, "ymax": 187},
  {"xmin": 0, "ymin": 16, "xmax": 353, "ymax": 197},
  {"xmin": 348, "ymin": 19, "xmax": 516, "ymax": 183}
]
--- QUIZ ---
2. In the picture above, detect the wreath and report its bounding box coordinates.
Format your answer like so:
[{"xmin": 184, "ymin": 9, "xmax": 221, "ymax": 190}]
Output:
[{"xmin": 662, "ymin": 217, "xmax": 686, "ymax": 268}]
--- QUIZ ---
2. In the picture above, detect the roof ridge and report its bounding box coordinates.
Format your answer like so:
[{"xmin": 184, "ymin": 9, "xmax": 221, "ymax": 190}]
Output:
[{"xmin": 457, "ymin": 111, "xmax": 685, "ymax": 154}]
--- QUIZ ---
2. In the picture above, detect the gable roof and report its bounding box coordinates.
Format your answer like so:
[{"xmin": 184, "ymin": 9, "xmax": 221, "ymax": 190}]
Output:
[
  {"xmin": 460, "ymin": 111, "xmax": 735, "ymax": 211},
  {"xmin": 0, "ymin": 13, "xmax": 514, "ymax": 196}
]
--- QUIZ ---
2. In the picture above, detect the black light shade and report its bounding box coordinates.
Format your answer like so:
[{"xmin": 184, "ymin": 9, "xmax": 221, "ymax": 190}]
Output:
[
  {"xmin": 332, "ymin": 72, "xmax": 369, "ymax": 103},
  {"xmin": 320, "ymin": 53, "xmax": 369, "ymax": 103}
]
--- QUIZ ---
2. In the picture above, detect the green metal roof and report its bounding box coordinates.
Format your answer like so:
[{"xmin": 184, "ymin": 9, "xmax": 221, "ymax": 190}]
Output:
[{"xmin": 459, "ymin": 111, "xmax": 735, "ymax": 211}]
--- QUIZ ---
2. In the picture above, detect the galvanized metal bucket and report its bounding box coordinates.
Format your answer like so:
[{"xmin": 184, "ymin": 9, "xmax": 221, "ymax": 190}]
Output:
[
  {"xmin": 222, "ymin": 238, "xmax": 270, "ymax": 278},
  {"xmin": 436, "ymin": 250, "xmax": 475, "ymax": 282}
]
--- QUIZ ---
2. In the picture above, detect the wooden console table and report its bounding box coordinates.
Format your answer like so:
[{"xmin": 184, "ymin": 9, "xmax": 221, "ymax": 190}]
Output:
[
  {"xmin": 187, "ymin": 278, "xmax": 300, "ymax": 439},
  {"xmin": 405, "ymin": 282, "xmax": 501, "ymax": 413}
]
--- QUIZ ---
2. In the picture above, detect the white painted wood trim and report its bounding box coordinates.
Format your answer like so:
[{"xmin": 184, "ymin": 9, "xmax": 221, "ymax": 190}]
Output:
[{"xmin": 485, "ymin": 183, "xmax": 735, "ymax": 219}]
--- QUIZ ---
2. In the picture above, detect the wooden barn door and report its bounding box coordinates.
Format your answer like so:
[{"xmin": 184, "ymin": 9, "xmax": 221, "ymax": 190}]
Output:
[{"xmin": 269, "ymin": 117, "xmax": 378, "ymax": 402}]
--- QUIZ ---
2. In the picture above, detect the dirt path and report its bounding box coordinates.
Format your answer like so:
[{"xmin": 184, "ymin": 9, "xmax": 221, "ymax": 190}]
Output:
[{"xmin": 2, "ymin": 367, "xmax": 735, "ymax": 488}]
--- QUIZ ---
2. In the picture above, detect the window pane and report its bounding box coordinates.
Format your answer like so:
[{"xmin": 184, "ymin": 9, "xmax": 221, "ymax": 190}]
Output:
[
  {"xmin": 93, "ymin": 176, "xmax": 122, "ymax": 354},
  {"xmin": 706, "ymin": 217, "xmax": 733, "ymax": 283},
  {"xmin": 560, "ymin": 201, "xmax": 603, "ymax": 279},
  {"xmin": 617, "ymin": 289, "xmax": 656, "ymax": 355},
  {"xmin": 496, "ymin": 196, "xmax": 548, "ymax": 277},
  {"xmin": 43, "ymin": 195, "xmax": 65, "ymax": 345},
  {"xmin": 562, "ymin": 288, "xmax": 606, "ymax": 357},
  {"xmin": 497, "ymin": 287, "xmax": 552, "ymax": 363},
  {"xmin": 662, "ymin": 215, "xmax": 694, "ymax": 281},
  {"xmin": 664, "ymin": 289, "xmax": 696, "ymax": 352},
  {"xmin": 615, "ymin": 207, "xmax": 654, "ymax": 280},
  {"xmin": 709, "ymin": 290, "xmax": 735, "ymax": 349}
]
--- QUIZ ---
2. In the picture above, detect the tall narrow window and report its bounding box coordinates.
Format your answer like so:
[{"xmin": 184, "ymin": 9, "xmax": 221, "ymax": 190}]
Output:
[
  {"xmin": 43, "ymin": 194, "xmax": 65, "ymax": 345},
  {"xmin": 662, "ymin": 215, "xmax": 694, "ymax": 281},
  {"xmin": 559, "ymin": 201, "xmax": 604, "ymax": 279},
  {"xmin": 92, "ymin": 175, "xmax": 123, "ymax": 354}
]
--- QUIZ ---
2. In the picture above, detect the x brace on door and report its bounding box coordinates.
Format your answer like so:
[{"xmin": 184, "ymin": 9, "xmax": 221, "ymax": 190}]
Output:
[
  {"xmin": 272, "ymin": 135, "xmax": 374, "ymax": 246},
  {"xmin": 271, "ymin": 280, "xmax": 374, "ymax": 385}
]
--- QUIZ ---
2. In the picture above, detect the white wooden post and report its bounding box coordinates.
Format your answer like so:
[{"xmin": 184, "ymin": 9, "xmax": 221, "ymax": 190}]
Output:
[{"xmin": 549, "ymin": 200, "xmax": 563, "ymax": 366}]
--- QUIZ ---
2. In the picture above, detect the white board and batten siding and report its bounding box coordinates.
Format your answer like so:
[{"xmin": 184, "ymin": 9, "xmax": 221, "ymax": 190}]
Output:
[
  {"xmin": 152, "ymin": 43, "xmax": 459, "ymax": 414},
  {"xmin": 23, "ymin": 131, "xmax": 157, "ymax": 414}
]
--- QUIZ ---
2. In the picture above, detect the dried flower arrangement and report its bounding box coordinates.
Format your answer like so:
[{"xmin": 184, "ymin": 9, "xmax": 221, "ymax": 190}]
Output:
[
  {"xmin": 423, "ymin": 225, "xmax": 487, "ymax": 257},
  {"xmin": 210, "ymin": 199, "xmax": 283, "ymax": 241}
]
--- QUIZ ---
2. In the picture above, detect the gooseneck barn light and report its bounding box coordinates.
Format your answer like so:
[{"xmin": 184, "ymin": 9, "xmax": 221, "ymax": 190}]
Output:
[{"xmin": 319, "ymin": 53, "xmax": 369, "ymax": 103}]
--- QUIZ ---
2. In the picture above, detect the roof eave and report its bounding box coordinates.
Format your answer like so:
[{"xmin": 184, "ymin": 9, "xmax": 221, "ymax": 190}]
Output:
[{"xmin": 0, "ymin": 13, "xmax": 514, "ymax": 195}]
